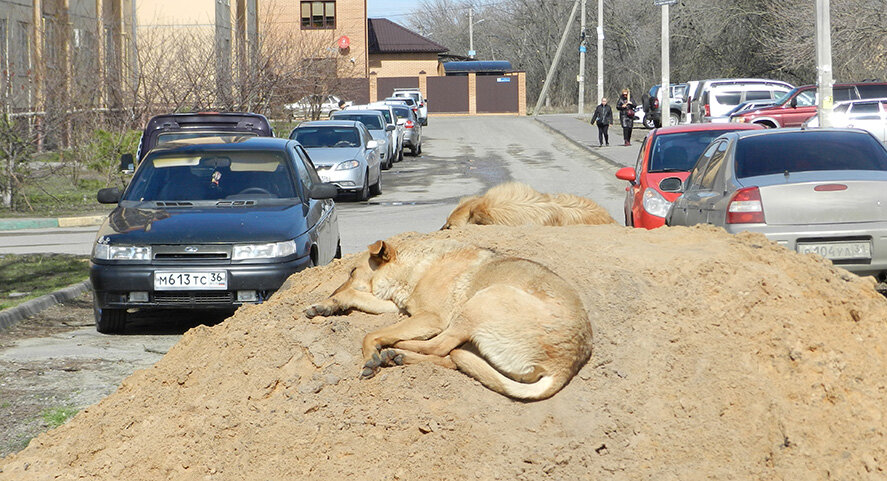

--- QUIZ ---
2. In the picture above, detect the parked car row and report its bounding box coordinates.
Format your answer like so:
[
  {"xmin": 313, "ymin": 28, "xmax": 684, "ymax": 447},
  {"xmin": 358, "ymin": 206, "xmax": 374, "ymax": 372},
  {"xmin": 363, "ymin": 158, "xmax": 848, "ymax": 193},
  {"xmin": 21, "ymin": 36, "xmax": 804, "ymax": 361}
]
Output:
[
  {"xmin": 90, "ymin": 92, "xmax": 431, "ymax": 333},
  {"xmin": 617, "ymin": 118, "xmax": 887, "ymax": 283}
]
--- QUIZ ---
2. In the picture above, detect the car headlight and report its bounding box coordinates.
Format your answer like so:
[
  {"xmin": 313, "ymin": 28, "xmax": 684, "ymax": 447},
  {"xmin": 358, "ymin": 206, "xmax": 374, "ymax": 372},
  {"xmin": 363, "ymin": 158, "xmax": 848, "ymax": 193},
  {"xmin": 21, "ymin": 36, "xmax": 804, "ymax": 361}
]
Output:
[
  {"xmin": 336, "ymin": 160, "xmax": 360, "ymax": 170},
  {"xmin": 643, "ymin": 188, "xmax": 672, "ymax": 218},
  {"xmin": 731, "ymin": 116, "xmax": 747, "ymax": 123},
  {"xmin": 233, "ymin": 240, "xmax": 297, "ymax": 260},
  {"xmin": 93, "ymin": 244, "xmax": 152, "ymax": 260}
]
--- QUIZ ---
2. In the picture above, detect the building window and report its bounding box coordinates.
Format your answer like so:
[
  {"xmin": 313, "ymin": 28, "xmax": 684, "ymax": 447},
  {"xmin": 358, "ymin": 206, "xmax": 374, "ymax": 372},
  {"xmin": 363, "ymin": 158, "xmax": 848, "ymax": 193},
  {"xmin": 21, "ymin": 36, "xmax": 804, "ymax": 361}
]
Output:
[{"xmin": 301, "ymin": 1, "xmax": 335, "ymax": 29}]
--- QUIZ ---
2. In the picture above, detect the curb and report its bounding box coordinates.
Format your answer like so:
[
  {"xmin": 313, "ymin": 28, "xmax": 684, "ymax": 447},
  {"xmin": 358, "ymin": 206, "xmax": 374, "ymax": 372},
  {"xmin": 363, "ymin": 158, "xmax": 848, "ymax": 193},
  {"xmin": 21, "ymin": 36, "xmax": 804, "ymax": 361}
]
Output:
[
  {"xmin": 533, "ymin": 117, "xmax": 625, "ymax": 170},
  {"xmin": 0, "ymin": 280, "xmax": 93, "ymax": 332},
  {"xmin": 0, "ymin": 215, "xmax": 105, "ymax": 232}
]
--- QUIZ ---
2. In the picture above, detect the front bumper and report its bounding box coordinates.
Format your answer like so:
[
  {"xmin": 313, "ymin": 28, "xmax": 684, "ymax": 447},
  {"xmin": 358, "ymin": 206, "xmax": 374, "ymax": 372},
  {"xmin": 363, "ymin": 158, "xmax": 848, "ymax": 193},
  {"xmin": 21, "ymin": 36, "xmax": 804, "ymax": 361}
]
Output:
[
  {"xmin": 90, "ymin": 255, "xmax": 312, "ymax": 309},
  {"xmin": 315, "ymin": 165, "xmax": 366, "ymax": 192}
]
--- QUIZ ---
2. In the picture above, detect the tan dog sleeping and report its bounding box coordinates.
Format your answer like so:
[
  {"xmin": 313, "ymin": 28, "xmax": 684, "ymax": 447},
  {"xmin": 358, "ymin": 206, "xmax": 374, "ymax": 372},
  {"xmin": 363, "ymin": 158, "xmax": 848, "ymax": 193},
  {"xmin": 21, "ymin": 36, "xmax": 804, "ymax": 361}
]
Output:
[
  {"xmin": 442, "ymin": 182, "xmax": 616, "ymax": 229},
  {"xmin": 304, "ymin": 237, "xmax": 593, "ymax": 401}
]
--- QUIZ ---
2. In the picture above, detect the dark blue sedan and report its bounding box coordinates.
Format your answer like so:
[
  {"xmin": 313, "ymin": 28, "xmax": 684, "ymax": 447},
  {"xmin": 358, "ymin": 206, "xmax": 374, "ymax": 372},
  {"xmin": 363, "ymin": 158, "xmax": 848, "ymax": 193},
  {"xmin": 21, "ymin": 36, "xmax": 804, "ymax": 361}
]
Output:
[{"xmin": 89, "ymin": 137, "xmax": 340, "ymax": 333}]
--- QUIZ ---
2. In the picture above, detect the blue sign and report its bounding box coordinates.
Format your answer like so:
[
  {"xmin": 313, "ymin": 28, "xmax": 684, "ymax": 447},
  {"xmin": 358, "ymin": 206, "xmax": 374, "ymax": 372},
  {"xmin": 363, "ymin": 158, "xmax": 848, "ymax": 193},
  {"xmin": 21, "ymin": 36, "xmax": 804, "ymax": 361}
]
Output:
[
  {"xmin": 579, "ymin": 45, "xmax": 587, "ymax": 53},
  {"xmin": 497, "ymin": 77, "xmax": 511, "ymax": 83}
]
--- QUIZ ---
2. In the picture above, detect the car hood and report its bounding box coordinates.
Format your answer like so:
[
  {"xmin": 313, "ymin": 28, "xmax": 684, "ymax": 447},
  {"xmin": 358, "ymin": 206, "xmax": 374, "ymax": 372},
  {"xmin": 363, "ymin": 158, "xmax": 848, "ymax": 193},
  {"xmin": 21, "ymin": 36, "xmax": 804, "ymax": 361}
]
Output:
[
  {"xmin": 303, "ymin": 147, "xmax": 362, "ymax": 166},
  {"xmin": 95, "ymin": 205, "xmax": 309, "ymax": 245},
  {"xmin": 368, "ymin": 131, "xmax": 387, "ymax": 142}
]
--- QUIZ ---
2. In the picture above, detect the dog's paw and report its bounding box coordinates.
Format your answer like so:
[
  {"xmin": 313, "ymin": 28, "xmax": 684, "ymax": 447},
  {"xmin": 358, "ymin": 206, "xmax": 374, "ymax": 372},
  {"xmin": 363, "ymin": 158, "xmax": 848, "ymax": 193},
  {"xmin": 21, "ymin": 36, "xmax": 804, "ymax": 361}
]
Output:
[
  {"xmin": 304, "ymin": 303, "xmax": 334, "ymax": 318},
  {"xmin": 359, "ymin": 349, "xmax": 402, "ymax": 379}
]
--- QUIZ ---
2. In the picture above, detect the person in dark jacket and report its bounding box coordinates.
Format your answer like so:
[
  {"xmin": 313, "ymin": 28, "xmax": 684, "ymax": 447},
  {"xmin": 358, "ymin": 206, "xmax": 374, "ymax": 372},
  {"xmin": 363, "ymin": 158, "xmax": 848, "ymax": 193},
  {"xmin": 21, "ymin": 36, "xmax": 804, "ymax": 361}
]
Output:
[
  {"xmin": 590, "ymin": 97, "xmax": 613, "ymax": 147},
  {"xmin": 616, "ymin": 88, "xmax": 636, "ymax": 146}
]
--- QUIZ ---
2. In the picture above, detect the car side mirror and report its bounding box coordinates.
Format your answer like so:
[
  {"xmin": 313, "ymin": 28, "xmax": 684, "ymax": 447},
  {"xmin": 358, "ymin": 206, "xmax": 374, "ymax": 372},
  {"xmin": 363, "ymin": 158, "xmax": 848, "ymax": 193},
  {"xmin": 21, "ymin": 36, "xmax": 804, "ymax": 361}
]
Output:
[
  {"xmin": 119, "ymin": 153, "xmax": 134, "ymax": 173},
  {"xmin": 615, "ymin": 167, "xmax": 637, "ymax": 183},
  {"xmin": 658, "ymin": 176, "xmax": 683, "ymax": 193},
  {"xmin": 97, "ymin": 187, "xmax": 122, "ymax": 204},
  {"xmin": 309, "ymin": 183, "xmax": 338, "ymax": 200},
  {"xmin": 385, "ymin": 124, "xmax": 395, "ymax": 132},
  {"xmin": 790, "ymin": 96, "xmax": 798, "ymax": 108},
  {"xmin": 367, "ymin": 140, "xmax": 379, "ymax": 149}
]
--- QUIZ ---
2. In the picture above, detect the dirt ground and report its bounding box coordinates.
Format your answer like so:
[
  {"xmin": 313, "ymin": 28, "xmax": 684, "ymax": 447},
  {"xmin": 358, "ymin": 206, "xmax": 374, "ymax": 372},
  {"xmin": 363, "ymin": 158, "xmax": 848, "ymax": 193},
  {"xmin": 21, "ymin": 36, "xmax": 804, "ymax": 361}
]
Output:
[{"xmin": 1, "ymin": 224, "xmax": 886, "ymax": 480}]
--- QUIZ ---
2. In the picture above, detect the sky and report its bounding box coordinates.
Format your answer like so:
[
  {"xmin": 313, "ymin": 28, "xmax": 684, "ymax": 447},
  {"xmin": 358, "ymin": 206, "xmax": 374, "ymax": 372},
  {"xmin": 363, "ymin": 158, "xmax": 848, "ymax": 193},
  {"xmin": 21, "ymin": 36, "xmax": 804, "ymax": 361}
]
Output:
[{"xmin": 367, "ymin": 0, "xmax": 415, "ymax": 23}]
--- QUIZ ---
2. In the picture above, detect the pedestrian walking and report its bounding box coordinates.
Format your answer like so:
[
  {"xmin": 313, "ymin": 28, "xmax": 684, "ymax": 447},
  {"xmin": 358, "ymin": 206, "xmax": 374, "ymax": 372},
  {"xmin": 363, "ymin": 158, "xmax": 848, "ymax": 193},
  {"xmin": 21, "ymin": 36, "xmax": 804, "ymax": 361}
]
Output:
[
  {"xmin": 590, "ymin": 97, "xmax": 613, "ymax": 147},
  {"xmin": 616, "ymin": 88, "xmax": 637, "ymax": 146}
]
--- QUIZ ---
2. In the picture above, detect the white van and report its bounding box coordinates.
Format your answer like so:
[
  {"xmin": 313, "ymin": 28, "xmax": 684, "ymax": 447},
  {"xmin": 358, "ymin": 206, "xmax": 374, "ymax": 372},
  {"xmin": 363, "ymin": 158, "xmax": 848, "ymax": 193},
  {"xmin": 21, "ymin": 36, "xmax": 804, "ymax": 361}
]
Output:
[{"xmin": 688, "ymin": 79, "xmax": 794, "ymax": 123}]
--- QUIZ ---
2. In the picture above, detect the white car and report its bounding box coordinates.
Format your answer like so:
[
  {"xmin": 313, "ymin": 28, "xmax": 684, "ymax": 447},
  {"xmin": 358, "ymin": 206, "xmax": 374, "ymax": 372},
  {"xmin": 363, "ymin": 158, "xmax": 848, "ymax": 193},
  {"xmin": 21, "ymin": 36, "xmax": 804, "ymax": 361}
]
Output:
[
  {"xmin": 804, "ymin": 98, "xmax": 887, "ymax": 144},
  {"xmin": 392, "ymin": 89, "xmax": 428, "ymax": 126},
  {"xmin": 284, "ymin": 95, "xmax": 352, "ymax": 119}
]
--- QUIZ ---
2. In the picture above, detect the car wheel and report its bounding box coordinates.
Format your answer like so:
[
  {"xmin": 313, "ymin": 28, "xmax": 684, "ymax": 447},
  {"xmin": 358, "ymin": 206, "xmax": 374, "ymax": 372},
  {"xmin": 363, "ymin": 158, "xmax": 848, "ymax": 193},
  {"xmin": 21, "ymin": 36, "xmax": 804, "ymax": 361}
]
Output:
[
  {"xmin": 669, "ymin": 111, "xmax": 681, "ymax": 126},
  {"xmin": 370, "ymin": 170, "xmax": 382, "ymax": 196},
  {"xmin": 356, "ymin": 170, "xmax": 370, "ymax": 201},
  {"xmin": 94, "ymin": 295, "xmax": 126, "ymax": 334},
  {"xmin": 410, "ymin": 145, "xmax": 418, "ymax": 156},
  {"xmin": 386, "ymin": 150, "xmax": 394, "ymax": 170},
  {"xmin": 417, "ymin": 142, "xmax": 422, "ymax": 155},
  {"xmin": 335, "ymin": 241, "xmax": 342, "ymax": 259},
  {"xmin": 397, "ymin": 147, "xmax": 403, "ymax": 162},
  {"xmin": 643, "ymin": 116, "xmax": 655, "ymax": 129}
]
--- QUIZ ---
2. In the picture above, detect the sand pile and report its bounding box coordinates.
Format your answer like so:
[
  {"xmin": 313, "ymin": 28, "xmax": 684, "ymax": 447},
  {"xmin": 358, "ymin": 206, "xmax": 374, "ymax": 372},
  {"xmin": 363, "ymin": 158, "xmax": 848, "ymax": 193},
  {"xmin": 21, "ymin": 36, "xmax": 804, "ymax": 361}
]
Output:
[{"xmin": 1, "ymin": 224, "xmax": 886, "ymax": 480}]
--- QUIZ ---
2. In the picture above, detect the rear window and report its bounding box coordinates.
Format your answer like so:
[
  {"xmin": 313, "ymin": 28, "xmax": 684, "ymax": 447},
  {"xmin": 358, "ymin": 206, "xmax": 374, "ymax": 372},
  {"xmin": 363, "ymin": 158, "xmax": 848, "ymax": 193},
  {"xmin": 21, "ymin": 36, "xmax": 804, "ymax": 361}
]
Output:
[
  {"xmin": 649, "ymin": 130, "xmax": 740, "ymax": 172},
  {"xmin": 745, "ymin": 91, "xmax": 772, "ymax": 101},
  {"xmin": 331, "ymin": 113, "xmax": 384, "ymax": 130},
  {"xmin": 856, "ymin": 84, "xmax": 887, "ymax": 98},
  {"xmin": 735, "ymin": 131, "xmax": 887, "ymax": 178},
  {"xmin": 849, "ymin": 102, "xmax": 881, "ymax": 119}
]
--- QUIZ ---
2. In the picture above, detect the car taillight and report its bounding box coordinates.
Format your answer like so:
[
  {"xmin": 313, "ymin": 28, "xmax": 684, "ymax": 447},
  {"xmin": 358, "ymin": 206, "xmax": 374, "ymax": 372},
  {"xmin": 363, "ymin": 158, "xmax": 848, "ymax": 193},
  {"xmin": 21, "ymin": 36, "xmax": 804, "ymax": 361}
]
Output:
[
  {"xmin": 704, "ymin": 104, "xmax": 711, "ymax": 117},
  {"xmin": 726, "ymin": 187, "xmax": 765, "ymax": 224},
  {"xmin": 652, "ymin": 98, "xmax": 659, "ymax": 109},
  {"xmin": 405, "ymin": 120, "xmax": 414, "ymax": 129}
]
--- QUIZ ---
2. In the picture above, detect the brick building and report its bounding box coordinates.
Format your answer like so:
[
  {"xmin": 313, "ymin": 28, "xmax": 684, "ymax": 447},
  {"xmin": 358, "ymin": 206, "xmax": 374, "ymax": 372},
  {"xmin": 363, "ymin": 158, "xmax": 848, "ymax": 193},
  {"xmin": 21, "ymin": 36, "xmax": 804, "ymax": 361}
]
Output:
[{"xmin": 367, "ymin": 18, "xmax": 447, "ymax": 78}]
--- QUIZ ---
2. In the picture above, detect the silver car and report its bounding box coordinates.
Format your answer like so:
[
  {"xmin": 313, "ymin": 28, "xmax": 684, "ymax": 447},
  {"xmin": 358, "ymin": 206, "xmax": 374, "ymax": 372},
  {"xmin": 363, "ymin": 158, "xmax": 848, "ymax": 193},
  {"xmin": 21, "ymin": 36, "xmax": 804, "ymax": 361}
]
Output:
[
  {"xmin": 352, "ymin": 104, "xmax": 405, "ymax": 162},
  {"xmin": 383, "ymin": 102, "xmax": 423, "ymax": 156},
  {"xmin": 804, "ymin": 98, "xmax": 887, "ymax": 145},
  {"xmin": 289, "ymin": 120, "xmax": 382, "ymax": 201},
  {"xmin": 666, "ymin": 128, "xmax": 887, "ymax": 277},
  {"xmin": 330, "ymin": 110, "xmax": 395, "ymax": 170}
]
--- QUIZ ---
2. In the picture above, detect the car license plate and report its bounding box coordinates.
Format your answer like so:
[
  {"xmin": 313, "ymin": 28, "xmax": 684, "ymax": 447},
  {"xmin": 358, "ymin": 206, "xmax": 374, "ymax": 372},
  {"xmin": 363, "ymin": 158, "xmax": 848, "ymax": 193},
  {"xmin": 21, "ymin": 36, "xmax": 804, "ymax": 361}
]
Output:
[
  {"xmin": 797, "ymin": 241, "xmax": 871, "ymax": 260},
  {"xmin": 154, "ymin": 271, "xmax": 227, "ymax": 290}
]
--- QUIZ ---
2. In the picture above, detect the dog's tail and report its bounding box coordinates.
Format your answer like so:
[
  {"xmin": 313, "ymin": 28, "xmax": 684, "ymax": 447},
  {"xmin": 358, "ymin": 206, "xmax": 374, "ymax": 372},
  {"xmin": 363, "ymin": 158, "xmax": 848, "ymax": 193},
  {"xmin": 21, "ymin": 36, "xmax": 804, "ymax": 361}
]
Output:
[{"xmin": 450, "ymin": 349, "xmax": 565, "ymax": 401}]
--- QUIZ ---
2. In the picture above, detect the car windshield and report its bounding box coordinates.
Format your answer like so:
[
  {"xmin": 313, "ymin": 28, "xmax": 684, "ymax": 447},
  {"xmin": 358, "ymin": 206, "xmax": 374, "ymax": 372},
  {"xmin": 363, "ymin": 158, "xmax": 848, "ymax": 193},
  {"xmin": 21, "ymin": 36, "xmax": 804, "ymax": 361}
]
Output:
[
  {"xmin": 649, "ymin": 130, "xmax": 740, "ymax": 172},
  {"xmin": 773, "ymin": 89, "xmax": 797, "ymax": 105},
  {"xmin": 735, "ymin": 131, "xmax": 887, "ymax": 178},
  {"xmin": 332, "ymin": 113, "xmax": 384, "ymax": 130},
  {"xmin": 291, "ymin": 127, "xmax": 361, "ymax": 148},
  {"xmin": 124, "ymin": 150, "xmax": 297, "ymax": 202}
]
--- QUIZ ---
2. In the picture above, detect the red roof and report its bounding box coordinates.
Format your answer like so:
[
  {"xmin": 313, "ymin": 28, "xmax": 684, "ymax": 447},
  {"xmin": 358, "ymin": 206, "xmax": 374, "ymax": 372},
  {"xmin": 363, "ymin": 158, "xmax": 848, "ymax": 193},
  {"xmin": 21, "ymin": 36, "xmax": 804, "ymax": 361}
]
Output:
[{"xmin": 367, "ymin": 18, "xmax": 448, "ymax": 54}]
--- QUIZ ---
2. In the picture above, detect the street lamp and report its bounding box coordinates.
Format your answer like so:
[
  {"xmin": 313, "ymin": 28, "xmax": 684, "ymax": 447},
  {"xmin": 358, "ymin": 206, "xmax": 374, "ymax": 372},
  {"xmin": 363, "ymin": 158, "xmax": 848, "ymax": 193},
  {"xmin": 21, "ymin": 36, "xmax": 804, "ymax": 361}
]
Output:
[{"xmin": 469, "ymin": 8, "xmax": 486, "ymax": 59}]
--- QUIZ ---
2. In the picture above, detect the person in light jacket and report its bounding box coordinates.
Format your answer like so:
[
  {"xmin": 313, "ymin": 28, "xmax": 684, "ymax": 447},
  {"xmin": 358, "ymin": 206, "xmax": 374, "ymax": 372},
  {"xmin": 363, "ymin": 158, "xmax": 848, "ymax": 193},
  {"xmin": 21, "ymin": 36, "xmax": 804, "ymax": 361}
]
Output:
[
  {"xmin": 590, "ymin": 97, "xmax": 613, "ymax": 147},
  {"xmin": 616, "ymin": 88, "xmax": 636, "ymax": 146}
]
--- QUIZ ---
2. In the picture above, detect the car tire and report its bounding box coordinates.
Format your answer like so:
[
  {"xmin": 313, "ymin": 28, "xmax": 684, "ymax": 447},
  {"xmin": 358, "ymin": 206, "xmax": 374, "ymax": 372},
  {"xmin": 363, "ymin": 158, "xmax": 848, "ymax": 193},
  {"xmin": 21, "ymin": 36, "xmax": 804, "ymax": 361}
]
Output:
[
  {"xmin": 643, "ymin": 116, "xmax": 655, "ymax": 129},
  {"xmin": 356, "ymin": 170, "xmax": 370, "ymax": 201},
  {"xmin": 94, "ymin": 295, "xmax": 126, "ymax": 334},
  {"xmin": 417, "ymin": 143, "xmax": 422, "ymax": 155},
  {"xmin": 410, "ymin": 145, "xmax": 418, "ymax": 156},
  {"xmin": 669, "ymin": 111, "xmax": 681, "ymax": 126},
  {"xmin": 335, "ymin": 242, "xmax": 342, "ymax": 259},
  {"xmin": 397, "ymin": 147, "xmax": 403, "ymax": 162},
  {"xmin": 370, "ymin": 170, "xmax": 382, "ymax": 196}
]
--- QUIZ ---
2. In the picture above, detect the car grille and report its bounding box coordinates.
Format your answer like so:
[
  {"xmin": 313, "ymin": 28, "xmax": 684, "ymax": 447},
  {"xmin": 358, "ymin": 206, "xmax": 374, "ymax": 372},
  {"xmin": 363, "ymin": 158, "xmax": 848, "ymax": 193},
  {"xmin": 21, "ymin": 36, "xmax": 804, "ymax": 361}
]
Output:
[
  {"xmin": 153, "ymin": 292, "xmax": 234, "ymax": 304},
  {"xmin": 152, "ymin": 245, "xmax": 231, "ymax": 261}
]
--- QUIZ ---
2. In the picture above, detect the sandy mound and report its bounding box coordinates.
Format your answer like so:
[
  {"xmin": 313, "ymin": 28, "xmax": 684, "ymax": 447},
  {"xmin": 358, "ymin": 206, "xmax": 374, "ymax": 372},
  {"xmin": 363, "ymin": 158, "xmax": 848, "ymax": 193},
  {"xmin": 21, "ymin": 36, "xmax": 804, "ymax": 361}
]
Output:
[{"xmin": 2, "ymin": 225, "xmax": 886, "ymax": 480}]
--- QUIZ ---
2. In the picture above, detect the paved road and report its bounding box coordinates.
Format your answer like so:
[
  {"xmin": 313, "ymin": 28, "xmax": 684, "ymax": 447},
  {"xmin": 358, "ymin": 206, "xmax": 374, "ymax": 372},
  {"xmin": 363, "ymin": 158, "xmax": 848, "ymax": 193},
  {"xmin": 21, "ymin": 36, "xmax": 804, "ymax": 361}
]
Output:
[{"xmin": 0, "ymin": 115, "xmax": 632, "ymax": 256}]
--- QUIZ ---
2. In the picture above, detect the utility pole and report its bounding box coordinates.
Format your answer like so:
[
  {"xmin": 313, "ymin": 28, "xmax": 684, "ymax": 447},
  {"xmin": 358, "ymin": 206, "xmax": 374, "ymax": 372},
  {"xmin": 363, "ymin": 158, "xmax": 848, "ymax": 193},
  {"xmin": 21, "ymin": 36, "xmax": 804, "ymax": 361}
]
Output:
[
  {"xmin": 815, "ymin": 0, "xmax": 833, "ymax": 127},
  {"xmin": 656, "ymin": 0, "xmax": 675, "ymax": 127},
  {"xmin": 578, "ymin": 0, "xmax": 587, "ymax": 114},
  {"xmin": 469, "ymin": 6, "xmax": 475, "ymax": 59},
  {"xmin": 597, "ymin": 0, "xmax": 603, "ymax": 106},
  {"xmin": 532, "ymin": 0, "xmax": 581, "ymax": 117}
]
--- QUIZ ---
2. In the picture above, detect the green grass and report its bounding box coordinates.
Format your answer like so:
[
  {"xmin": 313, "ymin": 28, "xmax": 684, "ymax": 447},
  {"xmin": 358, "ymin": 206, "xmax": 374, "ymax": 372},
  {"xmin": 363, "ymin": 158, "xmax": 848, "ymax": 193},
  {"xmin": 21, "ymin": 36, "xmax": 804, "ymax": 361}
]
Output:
[
  {"xmin": 0, "ymin": 170, "xmax": 117, "ymax": 218},
  {"xmin": 40, "ymin": 407, "xmax": 79, "ymax": 428},
  {"xmin": 0, "ymin": 254, "xmax": 90, "ymax": 310}
]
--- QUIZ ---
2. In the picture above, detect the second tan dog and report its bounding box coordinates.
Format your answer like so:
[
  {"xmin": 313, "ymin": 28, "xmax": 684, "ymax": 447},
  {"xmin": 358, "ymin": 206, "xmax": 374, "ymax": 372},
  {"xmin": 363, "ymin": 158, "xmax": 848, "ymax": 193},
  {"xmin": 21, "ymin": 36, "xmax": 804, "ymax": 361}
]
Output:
[
  {"xmin": 442, "ymin": 182, "xmax": 616, "ymax": 229},
  {"xmin": 304, "ymin": 237, "xmax": 593, "ymax": 401}
]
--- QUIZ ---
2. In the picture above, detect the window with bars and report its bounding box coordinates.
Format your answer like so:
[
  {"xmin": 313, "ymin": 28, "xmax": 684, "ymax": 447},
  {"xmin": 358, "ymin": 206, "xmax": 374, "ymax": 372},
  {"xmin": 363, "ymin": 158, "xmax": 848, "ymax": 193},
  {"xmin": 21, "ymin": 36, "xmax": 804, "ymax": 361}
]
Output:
[{"xmin": 301, "ymin": 1, "xmax": 335, "ymax": 29}]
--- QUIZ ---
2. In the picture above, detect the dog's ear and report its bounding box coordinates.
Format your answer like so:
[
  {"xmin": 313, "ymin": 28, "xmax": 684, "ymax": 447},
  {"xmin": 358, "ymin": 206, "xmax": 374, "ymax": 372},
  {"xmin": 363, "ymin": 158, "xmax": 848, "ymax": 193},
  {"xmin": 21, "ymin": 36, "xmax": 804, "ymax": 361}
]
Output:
[{"xmin": 367, "ymin": 240, "xmax": 397, "ymax": 263}]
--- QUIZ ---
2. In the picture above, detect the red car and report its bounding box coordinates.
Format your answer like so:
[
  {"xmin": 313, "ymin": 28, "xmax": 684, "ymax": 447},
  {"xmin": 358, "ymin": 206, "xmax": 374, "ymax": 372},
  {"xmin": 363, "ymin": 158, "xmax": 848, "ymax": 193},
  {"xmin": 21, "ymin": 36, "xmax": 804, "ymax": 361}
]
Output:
[
  {"xmin": 615, "ymin": 123, "xmax": 764, "ymax": 229},
  {"xmin": 730, "ymin": 82, "xmax": 887, "ymax": 128}
]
